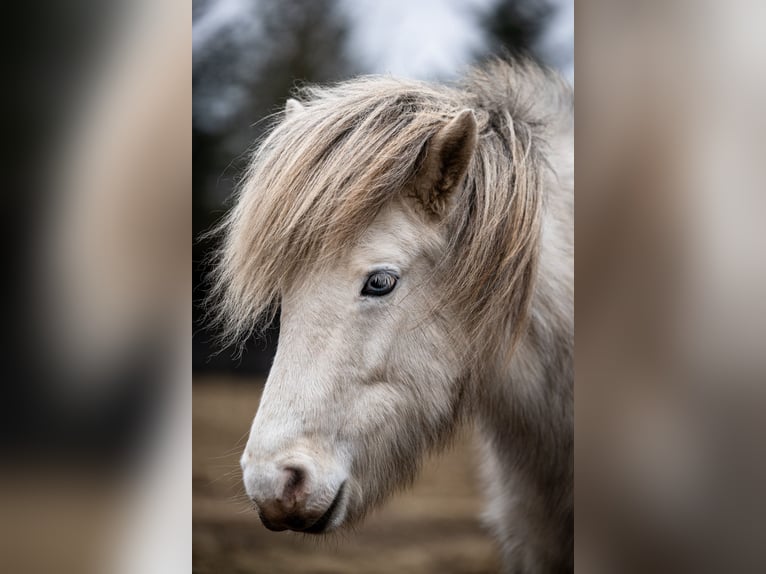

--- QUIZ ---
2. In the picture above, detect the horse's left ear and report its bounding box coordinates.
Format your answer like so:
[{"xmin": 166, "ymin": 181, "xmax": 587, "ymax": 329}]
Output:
[{"xmin": 413, "ymin": 109, "xmax": 477, "ymax": 217}]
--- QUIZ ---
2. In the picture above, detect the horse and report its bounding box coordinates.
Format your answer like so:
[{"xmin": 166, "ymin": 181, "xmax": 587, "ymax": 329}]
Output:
[{"xmin": 208, "ymin": 58, "xmax": 573, "ymax": 573}]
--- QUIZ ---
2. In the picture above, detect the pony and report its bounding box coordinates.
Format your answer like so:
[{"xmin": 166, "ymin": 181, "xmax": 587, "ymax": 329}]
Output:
[{"xmin": 208, "ymin": 59, "xmax": 573, "ymax": 573}]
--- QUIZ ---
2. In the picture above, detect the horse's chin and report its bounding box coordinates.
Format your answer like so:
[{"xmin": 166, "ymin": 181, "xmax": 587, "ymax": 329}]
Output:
[{"xmin": 285, "ymin": 480, "xmax": 350, "ymax": 535}]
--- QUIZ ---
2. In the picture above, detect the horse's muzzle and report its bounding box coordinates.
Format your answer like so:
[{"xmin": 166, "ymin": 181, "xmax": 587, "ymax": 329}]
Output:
[{"xmin": 245, "ymin": 461, "xmax": 347, "ymax": 534}]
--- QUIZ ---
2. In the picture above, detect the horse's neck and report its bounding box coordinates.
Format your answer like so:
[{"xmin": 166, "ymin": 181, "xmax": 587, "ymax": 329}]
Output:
[
  {"xmin": 475, "ymin": 135, "xmax": 574, "ymax": 462},
  {"xmin": 466, "ymin": 74, "xmax": 574, "ymax": 569}
]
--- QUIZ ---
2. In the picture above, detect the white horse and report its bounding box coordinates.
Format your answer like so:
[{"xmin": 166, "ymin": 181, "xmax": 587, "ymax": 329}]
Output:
[{"xmin": 209, "ymin": 59, "xmax": 573, "ymax": 572}]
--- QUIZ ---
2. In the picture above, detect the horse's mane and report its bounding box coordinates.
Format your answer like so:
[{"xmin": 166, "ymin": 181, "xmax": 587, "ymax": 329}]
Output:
[{"xmin": 207, "ymin": 58, "xmax": 572, "ymax": 356}]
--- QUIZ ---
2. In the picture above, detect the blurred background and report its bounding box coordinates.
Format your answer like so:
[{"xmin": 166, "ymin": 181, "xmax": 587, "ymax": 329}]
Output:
[
  {"xmin": 576, "ymin": 1, "xmax": 766, "ymax": 572},
  {"xmin": 192, "ymin": 1, "xmax": 572, "ymax": 572},
  {"xmin": 3, "ymin": 1, "xmax": 189, "ymax": 573}
]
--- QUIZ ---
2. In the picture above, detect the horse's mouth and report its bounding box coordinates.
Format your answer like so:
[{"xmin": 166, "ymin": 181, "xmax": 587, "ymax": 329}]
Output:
[{"xmin": 298, "ymin": 481, "xmax": 347, "ymax": 534}]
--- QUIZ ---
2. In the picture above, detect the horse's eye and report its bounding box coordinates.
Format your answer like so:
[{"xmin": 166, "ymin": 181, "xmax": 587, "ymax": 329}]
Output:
[{"xmin": 361, "ymin": 271, "xmax": 398, "ymax": 297}]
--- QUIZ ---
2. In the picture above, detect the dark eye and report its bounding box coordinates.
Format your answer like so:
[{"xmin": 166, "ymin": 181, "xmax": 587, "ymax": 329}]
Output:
[{"xmin": 361, "ymin": 271, "xmax": 398, "ymax": 297}]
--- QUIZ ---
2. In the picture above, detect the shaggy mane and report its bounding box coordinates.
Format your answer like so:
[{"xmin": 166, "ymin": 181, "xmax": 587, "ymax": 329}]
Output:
[{"xmin": 207, "ymin": 59, "xmax": 572, "ymax": 356}]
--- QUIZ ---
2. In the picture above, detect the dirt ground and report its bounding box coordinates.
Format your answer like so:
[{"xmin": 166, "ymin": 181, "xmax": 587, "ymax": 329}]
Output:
[{"xmin": 193, "ymin": 376, "xmax": 500, "ymax": 574}]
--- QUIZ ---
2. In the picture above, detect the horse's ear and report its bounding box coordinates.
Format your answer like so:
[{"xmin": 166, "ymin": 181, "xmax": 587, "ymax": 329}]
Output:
[
  {"xmin": 413, "ymin": 109, "xmax": 477, "ymax": 217},
  {"xmin": 285, "ymin": 98, "xmax": 304, "ymax": 117}
]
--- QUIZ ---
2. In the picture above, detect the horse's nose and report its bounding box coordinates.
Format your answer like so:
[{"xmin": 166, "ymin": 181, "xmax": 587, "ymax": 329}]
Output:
[
  {"xmin": 246, "ymin": 459, "xmax": 347, "ymax": 533},
  {"xmin": 252, "ymin": 465, "xmax": 309, "ymax": 531},
  {"xmin": 250, "ymin": 462, "xmax": 347, "ymax": 533}
]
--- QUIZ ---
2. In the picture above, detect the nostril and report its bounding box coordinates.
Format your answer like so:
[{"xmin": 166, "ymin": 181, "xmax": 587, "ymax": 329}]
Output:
[
  {"xmin": 284, "ymin": 466, "xmax": 304, "ymax": 488},
  {"xmin": 280, "ymin": 465, "xmax": 307, "ymax": 503}
]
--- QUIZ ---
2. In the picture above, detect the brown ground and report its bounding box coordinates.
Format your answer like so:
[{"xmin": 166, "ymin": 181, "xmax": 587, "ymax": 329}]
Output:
[{"xmin": 193, "ymin": 376, "xmax": 500, "ymax": 574}]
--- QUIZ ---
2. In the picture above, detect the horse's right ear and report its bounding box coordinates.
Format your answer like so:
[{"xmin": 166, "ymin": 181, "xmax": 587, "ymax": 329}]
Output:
[
  {"xmin": 285, "ymin": 98, "xmax": 304, "ymax": 117},
  {"xmin": 413, "ymin": 109, "xmax": 477, "ymax": 217}
]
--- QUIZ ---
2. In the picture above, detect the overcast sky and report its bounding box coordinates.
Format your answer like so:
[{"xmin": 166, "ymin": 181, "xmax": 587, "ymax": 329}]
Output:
[
  {"xmin": 340, "ymin": 0, "xmax": 572, "ymax": 82},
  {"xmin": 340, "ymin": 0, "xmax": 495, "ymax": 79},
  {"xmin": 192, "ymin": 0, "xmax": 573, "ymax": 131},
  {"xmin": 193, "ymin": 0, "xmax": 573, "ymax": 81}
]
